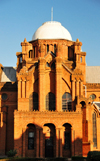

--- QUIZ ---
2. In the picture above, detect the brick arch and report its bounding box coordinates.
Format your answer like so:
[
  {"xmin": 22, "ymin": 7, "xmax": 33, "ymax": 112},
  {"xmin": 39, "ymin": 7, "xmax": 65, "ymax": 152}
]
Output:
[{"xmin": 43, "ymin": 123, "xmax": 56, "ymax": 157}]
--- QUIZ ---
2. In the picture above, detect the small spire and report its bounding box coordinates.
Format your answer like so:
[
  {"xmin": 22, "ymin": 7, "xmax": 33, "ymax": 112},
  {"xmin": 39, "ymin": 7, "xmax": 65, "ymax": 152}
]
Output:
[
  {"xmin": 24, "ymin": 38, "xmax": 27, "ymax": 43},
  {"xmin": 51, "ymin": 7, "xmax": 53, "ymax": 21}
]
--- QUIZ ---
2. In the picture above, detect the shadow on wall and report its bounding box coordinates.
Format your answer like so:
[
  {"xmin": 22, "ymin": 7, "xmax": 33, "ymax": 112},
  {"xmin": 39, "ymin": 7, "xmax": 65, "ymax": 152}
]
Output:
[
  {"xmin": 0, "ymin": 115, "xmax": 83, "ymax": 158},
  {"xmin": 0, "ymin": 82, "xmax": 17, "ymax": 155},
  {"xmin": 13, "ymin": 122, "xmax": 82, "ymax": 158}
]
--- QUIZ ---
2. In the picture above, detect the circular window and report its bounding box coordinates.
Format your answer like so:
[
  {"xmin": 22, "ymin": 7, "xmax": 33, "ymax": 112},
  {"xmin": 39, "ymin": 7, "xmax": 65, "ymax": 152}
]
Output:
[
  {"xmin": 90, "ymin": 94, "xmax": 96, "ymax": 100},
  {"xmin": 2, "ymin": 93, "xmax": 8, "ymax": 100}
]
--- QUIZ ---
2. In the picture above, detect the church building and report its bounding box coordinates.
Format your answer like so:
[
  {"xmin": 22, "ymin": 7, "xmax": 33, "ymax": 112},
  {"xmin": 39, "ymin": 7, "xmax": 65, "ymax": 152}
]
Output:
[{"xmin": 0, "ymin": 21, "xmax": 100, "ymax": 158}]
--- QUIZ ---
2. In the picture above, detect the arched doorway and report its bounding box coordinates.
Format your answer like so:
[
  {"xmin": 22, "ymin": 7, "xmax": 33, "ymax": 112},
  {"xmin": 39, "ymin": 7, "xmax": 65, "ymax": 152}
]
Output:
[
  {"xmin": 43, "ymin": 123, "xmax": 56, "ymax": 157},
  {"xmin": 63, "ymin": 123, "xmax": 71, "ymax": 157}
]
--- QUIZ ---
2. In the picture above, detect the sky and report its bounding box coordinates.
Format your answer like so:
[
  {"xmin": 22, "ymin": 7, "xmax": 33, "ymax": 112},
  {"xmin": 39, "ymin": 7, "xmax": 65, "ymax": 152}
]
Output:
[{"xmin": 0, "ymin": 0, "xmax": 100, "ymax": 67}]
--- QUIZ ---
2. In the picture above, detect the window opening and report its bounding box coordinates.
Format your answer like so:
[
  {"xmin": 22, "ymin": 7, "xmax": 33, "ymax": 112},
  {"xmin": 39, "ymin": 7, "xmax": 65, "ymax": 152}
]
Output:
[
  {"xmin": 33, "ymin": 92, "xmax": 38, "ymax": 110},
  {"xmin": 46, "ymin": 92, "xmax": 55, "ymax": 111},
  {"xmin": 92, "ymin": 112, "xmax": 97, "ymax": 147},
  {"xmin": 28, "ymin": 131, "xmax": 34, "ymax": 149},
  {"xmin": 33, "ymin": 46, "xmax": 35, "ymax": 58},
  {"xmin": 54, "ymin": 44, "xmax": 56, "ymax": 55},
  {"xmin": 64, "ymin": 131, "xmax": 70, "ymax": 149},
  {"xmin": 47, "ymin": 45, "xmax": 49, "ymax": 53},
  {"xmin": 62, "ymin": 92, "xmax": 72, "ymax": 111},
  {"xmin": 20, "ymin": 56, "xmax": 22, "ymax": 63},
  {"xmin": 90, "ymin": 94, "xmax": 96, "ymax": 100},
  {"xmin": 2, "ymin": 93, "xmax": 8, "ymax": 100}
]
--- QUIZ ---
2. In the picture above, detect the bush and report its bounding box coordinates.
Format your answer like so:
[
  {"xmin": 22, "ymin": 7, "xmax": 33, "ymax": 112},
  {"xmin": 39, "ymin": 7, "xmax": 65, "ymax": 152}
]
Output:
[
  {"xmin": 87, "ymin": 151, "xmax": 100, "ymax": 161},
  {"xmin": 7, "ymin": 149, "xmax": 17, "ymax": 157},
  {"xmin": 72, "ymin": 156, "xmax": 86, "ymax": 161}
]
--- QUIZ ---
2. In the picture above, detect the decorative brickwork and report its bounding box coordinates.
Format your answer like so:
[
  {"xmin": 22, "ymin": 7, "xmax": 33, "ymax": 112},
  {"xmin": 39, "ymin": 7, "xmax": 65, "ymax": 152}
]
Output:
[{"xmin": 0, "ymin": 22, "xmax": 100, "ymax": 158}]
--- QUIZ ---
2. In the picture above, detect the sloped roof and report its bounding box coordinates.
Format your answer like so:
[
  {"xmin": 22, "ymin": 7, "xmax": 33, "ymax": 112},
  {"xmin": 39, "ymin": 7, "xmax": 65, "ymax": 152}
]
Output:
[
  {"xmin": 93, "ymin": 102, "xmax": 100, "ymax": 112},
  {"xmin": 86, "ymin": 66, "xmax": 100, "ymax": 83},
  {"xmin": 1, "ymin": 67, "xmax": 16, "ymax": 82}
]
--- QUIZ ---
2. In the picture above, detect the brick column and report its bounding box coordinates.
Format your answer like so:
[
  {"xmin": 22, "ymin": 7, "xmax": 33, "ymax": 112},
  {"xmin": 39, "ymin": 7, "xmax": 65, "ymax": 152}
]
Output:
[
  {"xmin": 0, "ymin": 107, "xmax": 7, "ymax": 155},
  {"xmin": 22, "ymin": 81, "xmax": 25, "ymax": 98},
  {"xmin": 22, "ymin": 128, "xmax": 26, "ymax": 157},
  {"xmin": 40, "ymin": 128, "xmax": 43, "ymax": 158},
  {"xmin": 71, "ymin": 128, "xmax": 75, "ymax": 156},
  {"xmin": 26, "ymin": 80, "xmax": 29, "ymax": 98},
  {"xmin": 59, "ymin": 128, "xmax": 63, "ymax": 157},
  {"xmin": 56, "ymin": 128, "xmax": 59, "ymax": 157},
  {"xmin": 81, "ymin": 81, "xmax": 83, "ymax": 96},
  {"xmin": 38, "ymin": 58, "xmax": 45, "ymax": 111},
  {"xmin": 18, "ymin": 80, "xmax": 21, "ymax": 98},
  {"xmin": 76, "ymin": 80, "xmax": 79, "ymax": 96},
  {"xmin": 72, "ymin": 80, "xmax": 75, "ymax": 110},
  {"xmin": 36, "ymin": 128, "xmax": 39, "ymax": 158},
  {"xmin": 55, "ymin": 57, "xmax": 62, "ymax": 111}
]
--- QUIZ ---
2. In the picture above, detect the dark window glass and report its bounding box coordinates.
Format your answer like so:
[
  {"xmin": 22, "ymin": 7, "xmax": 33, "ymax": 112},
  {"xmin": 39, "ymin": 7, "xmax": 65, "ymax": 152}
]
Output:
[
  {"xmin": 47, "ymin": 45, "xmax": 49, "ymax": 53},
  {"xmin": 90, "ymin": 94, "xmax": 96, "ymax": 100},
  {"xmin": 28, "ymin": 132, "xmax": 34, "ymax": 150},
  {"xmin": 20, "ymin": 56, "xmax": 22, "ymax": 63},
  {"xmin": 33, "ymin": 92, "xmax": 38, "ymax": 110},
  {"xmin": 62, "ymin": 92, "xmax": 72, "ymax": 111},
  {"xmin": 64, "ymin": 131, "xmax": 70, "ymax": 149},
  {"xmin": 54, "ymin": 44, "xmax": 56, "ymax": 55},
  {"xmin": 93, "ymin": 112, "xmax": 97, "ymax": 147},
  {"xmin": 33, "ymin": 46, "xmax": 35, "ymax": 58},
  {"xmin": 2, "ymin": 93, "xmax": 8, "ymax": 100},
  {"xmin": 46, "ymin": 92, "xmax": 55, "ymax": 111}
]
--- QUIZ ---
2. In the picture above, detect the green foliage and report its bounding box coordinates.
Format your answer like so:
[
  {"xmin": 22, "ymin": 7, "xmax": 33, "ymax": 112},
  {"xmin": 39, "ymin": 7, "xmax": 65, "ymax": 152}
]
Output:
[
  {"xmin": 7, "ymin": 149, "xmax": 17, "ymax": 157},
  {"xmin": 87, "ymin": 151, "xmax": 100, "ymax": 161},
  {"xmin": 72, "ymin": 156, "xmax": 86, "ymax": 161},
  {"xmin": 0, "ymin": 158, "xmax": 67, "ymax": 161}
]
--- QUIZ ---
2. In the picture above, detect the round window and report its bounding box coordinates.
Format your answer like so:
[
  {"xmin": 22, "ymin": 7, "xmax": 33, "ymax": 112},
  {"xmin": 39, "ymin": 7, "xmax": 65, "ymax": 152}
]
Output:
[
  {"xmin": 90, "ymin": 94, "xmax": 96, "ymax": 100},
  {"xmin": 2, "ymin": 93, "xmax": 8, "ymax": 100}
]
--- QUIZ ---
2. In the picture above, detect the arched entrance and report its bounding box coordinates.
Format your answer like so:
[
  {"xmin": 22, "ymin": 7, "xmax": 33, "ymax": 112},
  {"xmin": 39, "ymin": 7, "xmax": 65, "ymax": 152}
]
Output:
[
  {"xmin": 63, "ymin": 123, "xmax": 71, "ymax": 157},
  {"xmin": 43, "ymin": 123, "xmax": 56, "ymax": 157}
]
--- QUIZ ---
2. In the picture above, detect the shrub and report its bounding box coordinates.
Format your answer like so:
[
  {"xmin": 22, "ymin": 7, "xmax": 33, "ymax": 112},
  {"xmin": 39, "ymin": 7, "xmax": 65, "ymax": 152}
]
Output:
[
  {"xmin": 87, "ymin": 151, "xmax": 100, "ymax": 161},
  {"xmin": 72, "ymin": 156, "xmax": 86, "ymax": 161},
  {"xmin": 7, "ymin": 149, "xmax": 17, "ymax": 157}
]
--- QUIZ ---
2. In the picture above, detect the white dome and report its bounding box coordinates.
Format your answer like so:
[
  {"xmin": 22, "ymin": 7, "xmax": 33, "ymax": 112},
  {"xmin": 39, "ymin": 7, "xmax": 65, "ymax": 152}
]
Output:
[{"xmin": 32, "ymin": 21, "xmax": 72, "ymax": 41}]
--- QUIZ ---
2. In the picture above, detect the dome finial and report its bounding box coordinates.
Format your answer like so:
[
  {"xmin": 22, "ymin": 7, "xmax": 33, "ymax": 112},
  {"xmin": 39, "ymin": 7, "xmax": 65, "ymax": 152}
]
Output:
[{"xmin": 51, "ymin": 7, "xmax": 53, "ymax": 21}]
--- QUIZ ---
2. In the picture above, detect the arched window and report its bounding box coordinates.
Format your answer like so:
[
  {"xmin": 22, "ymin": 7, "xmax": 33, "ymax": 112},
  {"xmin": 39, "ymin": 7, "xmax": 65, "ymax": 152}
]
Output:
[
  {"xmin": 27, "ymin": 124, "xmax": 35, "ymax": 150},
  {"xmin": 29, "ymin": 50, "xmax": 34, "ymax": 58},
  {"xmin": 46, "ymin": 92, "xmax": 55, "ymax": 111},
  {"xmin": 63, "ymin": 123, "xmax": 71, "ymax": 150},
  {"xmin": 47, "ymin": 45, "xmax": 49, "ymax": 53},
  {"xmin": 33, "ymin": 46, "xmax": 35, "ymax": 58},
  {"xmin": 62, "ymin": 92, "xmax": 72, "ymax": 111},
  {"xmin": 93, "ymin": 112, "xmax": 97, "ymax": 147},
  {"xmin": 54, "ymin": 44, "xmax": 56, "ymax": 55},
  {"xmin": 33, "ymin": 92, "xmax": 38, "ymax": 111},
  {"xmin": 28, "ymin": 131, "xmax": 34, "ymax": 149},
  {"xmin": 90, "ymin": 94, "xmax": 96, "ymax": 100}
]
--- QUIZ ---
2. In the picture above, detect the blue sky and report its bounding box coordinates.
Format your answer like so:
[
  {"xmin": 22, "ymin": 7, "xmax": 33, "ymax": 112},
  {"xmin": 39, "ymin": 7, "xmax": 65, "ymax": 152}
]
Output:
[{"xmin": 0, "ymin": 0, "xmax": 100, "ymax": 66}]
